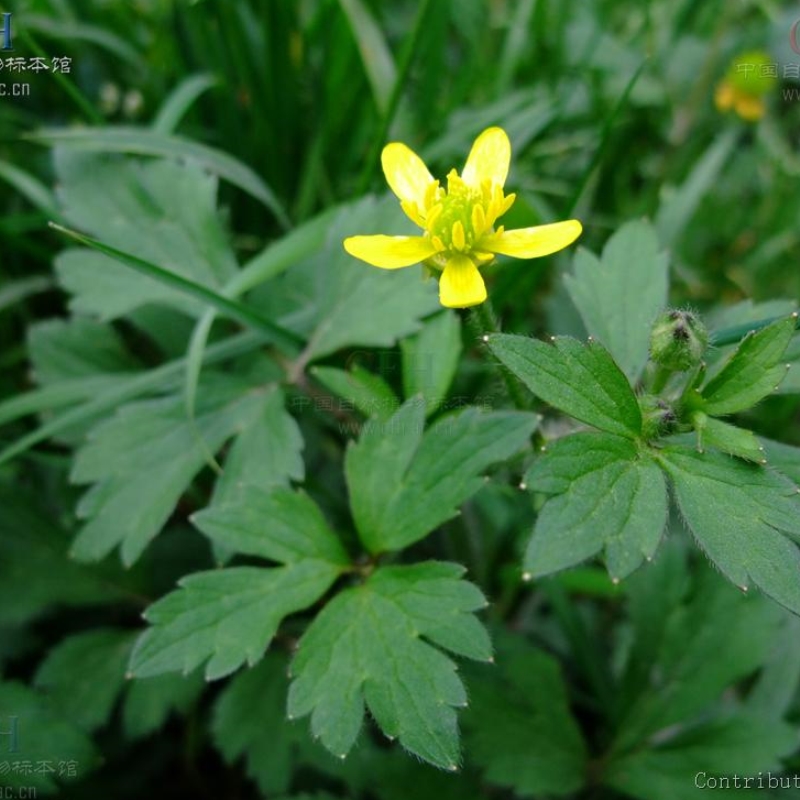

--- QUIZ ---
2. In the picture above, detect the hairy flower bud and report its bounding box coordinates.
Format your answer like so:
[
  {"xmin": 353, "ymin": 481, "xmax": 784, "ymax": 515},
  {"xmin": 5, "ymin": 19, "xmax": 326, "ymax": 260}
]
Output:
[
  {"xmin": 638, "ymin": 394, "xmax": 678, "ymax": 440},
  {"xmin": 649, "ymin": 310, "xmax": 708, "ymax": 371}
]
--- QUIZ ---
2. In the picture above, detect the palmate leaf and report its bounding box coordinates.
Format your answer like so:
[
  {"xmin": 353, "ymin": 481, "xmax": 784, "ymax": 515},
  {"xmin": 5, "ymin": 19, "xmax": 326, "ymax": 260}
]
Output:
[
  {"xmin": 487, "ymin": 334, "xmax": 642, "ymax": 437},
  {"xmin": 130, "ymin": 487, "xmax": 349, "ymax": 681},
  {"xmin": 661, "ymin": 446, "xmax": 800, "ymax": 614},
  {"xmin": 345, "ymin": 399, "xmax": 537, "ymax": 553},
  {"xmin": 70, "ymin": 379, "xmax": 266, "ymax": 565},
  {"xmin": 565, "ymin": 220, "xmax": 668, "ymax": 381},
  {"xmin": 524, "ymin": 433, "xmax": 667, "ymax": 580},
  {"xmin": 53, "ymin": 148, "xmax": 239, "ymax": 320},
  {"xmin": 287, "ymin": 562, "xmax": 492, "ymax": 769}
]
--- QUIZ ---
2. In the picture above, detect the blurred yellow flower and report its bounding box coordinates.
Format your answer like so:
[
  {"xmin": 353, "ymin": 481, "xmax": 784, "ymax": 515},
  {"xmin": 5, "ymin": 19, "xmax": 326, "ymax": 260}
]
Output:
[
  {"xmin": 715, "ymin": 51, "xmax": 777, "ymax": 122},
  {"xmin": 343, "ymin": 127, "xmax": 582, "ymax": 308}
]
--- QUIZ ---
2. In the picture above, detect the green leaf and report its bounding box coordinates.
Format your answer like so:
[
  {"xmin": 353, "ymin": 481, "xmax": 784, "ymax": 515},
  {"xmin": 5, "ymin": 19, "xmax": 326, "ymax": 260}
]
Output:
[
  {"xmin": 287, "ymin": 562, "xmax": 492, "ymax": 769},
  {"xmin": 193, "ymin": 487, "xmax": 349, "ymax": 566},
  {"xmin": 310, "ymin": 364, "xmax": 399, "ymax": 421},
  {"xmin": 28, "ymin": 317, "xmax": 139, "ymax": 385},
  {"xmin": 0, "ymin": 488, "xmax": 128, "ymax": 626},
  {"xmin": 32, "ymin": 126, "xmax": 290, "ymax": 227},
  {"xmin": 212, "ymin": 653, "xmax": 305, "ymax": 795},
  {"xmin": 34, "ymin": 629, "xmax": 134, "ymax": 732},
  {"xmin": 258, "ymin": 196, "xmax": 440, "ymax": 361},
  {"xmin": 524, "ymin": 433, "xmax": 667, "ymax": 580},
  {"xmin": 70, "ymin": 381, "xmax": 266, "ymax": 565},
  {"xmin": 53, "ymin": 149, "xmax": 239, "ymax": 320},
  {"xmin": 655, "ymin": 128, "xmax": 739, "ymax": 248},
  {"xmin": 698, "ymin": 315, "xmax": 796, "ymax": 416},
  {"xmin": 345, "ymin": 400, "xmax": 537, "ymax": 553},
  {"xmin": 211, "ymin": 387, "xmax": 304, "ymax": 507},
  {"xmin": 565, "ymin": 220, "xmax": 668, "ymax": 381},
  {"xmin": 121, "ymin": 672, "xmax": 205, "ymax": 740},
  {"xmin": 152, "ymin": 73, "xmax": 218, "ymax": 134},
  {"xmin": 463, "ymin": 634, "xmax": 586, "ymax": 796},
  {"xmin": 615, "ymin": 566, "xmax": 786, "ymax": 751},
  {"xmin": 401, "ymin": 311, "xmax": 462, "ymax": 415},
  {"xmin": 0, "ymin": 681, "xmax": 96, "ymax": 792},
  {"xmin": 605, "ymin": 714, "xmax": 796, "ymax": 800},
  {"xmin": 661, "ymin": 446, "xmax": 800, "ymax": 614},
  {"xmin": 487, "ymin": 334, "xmax": 641, "ymax": 437},
  {"xmin": 129, "ymin": 562, "xmax": 342, "ymax": 681},
  {"xmin": 692, "ymin": 414, "xmax": 765, "ymax": 463},
  {"xmin": 53, "ymin": 223, "xmax": 302, "ymax": 351},
  {"xmin": 131, "ymin": 487, "xmax": 348, "ymax": 680}
]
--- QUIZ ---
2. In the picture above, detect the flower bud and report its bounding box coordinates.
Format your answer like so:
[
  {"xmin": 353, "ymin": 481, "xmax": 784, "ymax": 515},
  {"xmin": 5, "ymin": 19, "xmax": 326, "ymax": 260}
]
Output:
[
  {"xmin": 638, "ymin": 394, "xmax": 677, "ymax": 440},
  {"xmin": 649, "ymin": 310, "xmax": 708, "ymax": 371}
]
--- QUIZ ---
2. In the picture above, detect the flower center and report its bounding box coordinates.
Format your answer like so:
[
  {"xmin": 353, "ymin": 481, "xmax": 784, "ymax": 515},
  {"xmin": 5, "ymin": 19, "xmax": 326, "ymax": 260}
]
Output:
[{"xmin": 422, "ymin": 169, "xmax": 515, "ymax": 256}]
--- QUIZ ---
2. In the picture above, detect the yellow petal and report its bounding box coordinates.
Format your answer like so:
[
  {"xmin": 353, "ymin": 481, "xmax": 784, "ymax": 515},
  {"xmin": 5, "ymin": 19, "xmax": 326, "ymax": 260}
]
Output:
[
  {"xmin": 439, "ymin": 254, "xmax": 487, "ymax": 308},
  {"xmin": 381, "ymin": 142, "xmax": 435, "ymax": 209},
  {"xmin": 714, "ymin": 81, "xmax": 734, "ymax": 112},
  {"xmin": 480, "ymin": 220, "xmax": 582, "ymax": 259},
  {"xmin": 462, "ymin": 127, "xmax": 511, "ymax": 189},
  {"xmin": 343, "ymin": 235, "xmax": 437, "ymax": 269},
  {"xmin": 734, "ymin": 94, "xmax": 765, "ymax": 121}
]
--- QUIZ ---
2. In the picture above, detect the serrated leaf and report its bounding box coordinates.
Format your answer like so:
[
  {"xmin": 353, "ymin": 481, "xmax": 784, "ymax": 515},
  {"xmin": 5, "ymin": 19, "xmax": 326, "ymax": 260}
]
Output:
[
  {"xmin": 122, "ymin": 672, "xmax": 205, "ymax": 740},
  {"xmin": 565, "ymin": 220, "xmax": 668, "ymax": 381},
  {"xmin": 34, "ymin": 629, "xmax": 134, "ymax": 732},
  {"xmin": 487, "ymin": 334, "xmax": 641, "ymax": 437},
  {"xmin": 28, "ymin": 317, "xmax": 139, "ymax": 385},
  {"xmin": 615, "ymin": 566, "xmax": 786, "ymax": 751},
  {"xmin": 524, "ymin": 433, "xmax": 667, "ymax": 580},
  {"xmin": 53, "ymin": 148, "xmax": 238, "ymax": 320},
  {"xmin": 463, "ymin": 634, "xmax": 586, "ymax": 796},
  {"xmin": 605, "ymin": 714, "xmax": 796, "ymax": 800},
  {"xmin": 693, "ymin": 414, "xmax": 765, "ymax": 463},
  {"xmin": 212, "ymin": 653, "xmax": 305, "ymax": 795},
  {"xmin": 211, "ymin": 386, "xmax": 304, "ymax": 507},
  {"xmin": 310, "ymin": 364, "xmax": 399, "ymax": 421},
  {"xmin": 661, "ymin": 446, "xmax": 800, "ymax": 614},
  {"xmin": 0, "ymin": 681, "xmax": 96, "ymax": 792},
  {"xmin": 346, "ymin": 400, "xmax": 537, "ymax": 553},
  {"xmin": 287, "ymin": 562, "xmax": 491, "ymax": 769},
  {"xmin": 401, "ymin": 311, "xmax": 462, "ymax": 415},
  {"xmin": 129, "ymin": 561, "xmax": 342, "ymax": 681},
  {"xmin": 699, "ymin": 315, "xmax": 796, "ymax": 415},
  {"xmin": 193, "ymin": 486, "xmax": 349, "ymax": 566},
  {"xmin": 70, "ymin": 380, "xmax": 265, "ymax": 565}
]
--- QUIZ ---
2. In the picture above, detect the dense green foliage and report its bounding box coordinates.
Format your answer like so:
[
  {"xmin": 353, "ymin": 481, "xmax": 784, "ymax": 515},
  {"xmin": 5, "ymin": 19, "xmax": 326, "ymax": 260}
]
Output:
[{"xmin": 3, "ymin": 1, "xmax": 800, "ymax": 798}]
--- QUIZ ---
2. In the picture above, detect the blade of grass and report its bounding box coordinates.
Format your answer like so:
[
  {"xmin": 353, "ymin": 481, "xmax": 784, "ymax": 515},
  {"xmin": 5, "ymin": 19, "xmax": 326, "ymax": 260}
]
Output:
[
  {"xmin": 711, "ymin": 313, "xmax": 800, "ymax": 348},
  {"xmin": 0, "ymin": 161, "xmax": 59, "ymax": 217},
  {"xmin": 183, "ymin": 207, "xmax": 336, "ymax": 419},
  {"xmin": 49, "ymin": 223, "xmax": 304, "ymax": 351},
  {"xmin": 337, "ymin": 0, "xmax": 396, "ymax": 114},
  {"xmin": 355, "ymin": 0, "xmax": 433, "ymax": 195},
  {"xmin": 152, "ymin": 74, "xmax": 218, "ymax": 134},
  {"xmin": 565, "ymin": 58, "xmax": 648, "ymax": 218},
  {"xmin": 30, "ymin": 127, "xmax": 291, "ymax": 229}
]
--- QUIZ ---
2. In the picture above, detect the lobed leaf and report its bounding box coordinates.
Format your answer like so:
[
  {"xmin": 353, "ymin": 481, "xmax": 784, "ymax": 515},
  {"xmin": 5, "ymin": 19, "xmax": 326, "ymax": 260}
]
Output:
[{"xmin": 487, "ymin": 334, "xmax": 642, "ymax": 437}]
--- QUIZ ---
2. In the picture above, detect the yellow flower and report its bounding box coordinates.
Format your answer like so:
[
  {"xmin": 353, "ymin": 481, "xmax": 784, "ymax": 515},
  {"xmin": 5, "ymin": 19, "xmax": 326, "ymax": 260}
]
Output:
[
  {"xmin": 343, "ymin": 127, "xmax": 582, "ymax": 308},
  {"xmin": 714, "ymin": 50, "xmax": 776, "ymax": 122}
]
